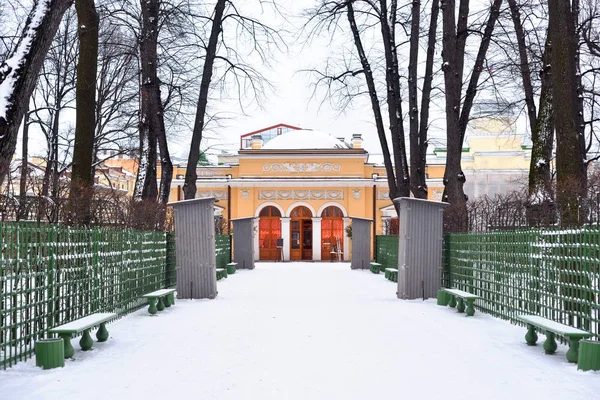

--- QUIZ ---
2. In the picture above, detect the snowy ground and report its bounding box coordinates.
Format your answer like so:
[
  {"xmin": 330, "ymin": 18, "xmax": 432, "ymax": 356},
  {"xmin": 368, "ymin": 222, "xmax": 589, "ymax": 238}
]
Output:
[{"xmin": 1, "ymin": 262, "xmax": 599, "ymax": 399}]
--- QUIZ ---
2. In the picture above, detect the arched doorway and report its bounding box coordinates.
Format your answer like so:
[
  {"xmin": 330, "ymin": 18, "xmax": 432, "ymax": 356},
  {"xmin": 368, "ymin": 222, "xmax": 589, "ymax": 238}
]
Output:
[
  {"xmin": 259, "ymin": 206, "xmax": 282, "ymax": 260},
  {"xmin": 321, "ymin": 206, "xmax": 344, "ymax": 260},
  {"xmin": 290, "ymin": 206, "xmax": 312, "ymax": 260}
]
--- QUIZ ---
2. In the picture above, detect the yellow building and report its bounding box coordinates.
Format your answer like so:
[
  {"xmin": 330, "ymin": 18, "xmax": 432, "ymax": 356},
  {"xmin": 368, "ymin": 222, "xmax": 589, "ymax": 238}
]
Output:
[
  {"xmin": 168, "ymin": 125, "xmax": 393, "ymax": 261},
  {"xmin": 166, "ymin": 119, "xmax": 532, "ymax": 261}
]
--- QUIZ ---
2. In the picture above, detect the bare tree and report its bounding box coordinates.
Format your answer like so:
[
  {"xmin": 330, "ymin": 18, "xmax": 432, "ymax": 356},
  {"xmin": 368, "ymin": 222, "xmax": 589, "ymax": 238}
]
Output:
[{"xmin": 0, "ymin": 0, "xmax": 73, "ymax": 186}]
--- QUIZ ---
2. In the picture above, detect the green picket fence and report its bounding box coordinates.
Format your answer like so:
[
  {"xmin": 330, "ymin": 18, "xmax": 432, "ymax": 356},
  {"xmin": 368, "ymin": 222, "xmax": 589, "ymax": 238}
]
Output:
[
  {"xmin": 445, "ymin": 228, "xmax": 600, "ymax": 340},
  {"xmin": 215, "ymin": 235, "xmax": 231, "ymax": 268},
  {"xmin": 0, "ymin": 222, "xmax": 174, "ymax": 369},
  {"xmin": 375, "ymin": 235, "xmax": 398, "ymax": 269}
]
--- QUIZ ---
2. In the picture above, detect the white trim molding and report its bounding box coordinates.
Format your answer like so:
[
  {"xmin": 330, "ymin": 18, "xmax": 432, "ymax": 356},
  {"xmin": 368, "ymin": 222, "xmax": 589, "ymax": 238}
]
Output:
[{"xmin": 316, "ymin": 202, "xmax": 348, "ymax": 217}]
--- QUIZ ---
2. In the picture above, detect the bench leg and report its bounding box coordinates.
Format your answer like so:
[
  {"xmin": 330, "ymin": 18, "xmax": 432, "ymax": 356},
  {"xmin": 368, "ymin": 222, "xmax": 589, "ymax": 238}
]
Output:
[
  {"xmin": 465, "ymin": 299, "xmax": 476, "ymax": 316},
  {"xmin": 59, "ymin": 333, "xmax": 75, "ymax": 359},
  {"xmin": 96, "ymin": 322, "xmax": 109, "ymax": 342},
  {"xmin": 543, "ymin": 332, "xmax": 557, "ymax": 354},
  {"xmin": 148, "ymin": 298, "xmax": 158, "ymax": 315},
  {"xmin": 448, "ymin": 295, "xmax": 457, "ymax": 308},
  {"xmin": 566, "ymin": 337, "xmax": 581, "ymax": 363},
  {"xmin": 157, "ymin": 297, "xmax": 165, "ymax": 311},
  {"xmin": 170, "ymin": 293, "xmax": 175, "ymax": 305},
  {"xmin": 456, "ymin": 298, "xmax": 465, "ymax": 313},
  {"xmin": 164, "ymin": 294, "xmax": 171, "ymax": 308},
  {"xmin": 525, "ymin": 324, "xmax": 538, "ymax": 346},
  {"xmin": 80, "ymin": 329, "xmax": 93, "ymax": 351}
]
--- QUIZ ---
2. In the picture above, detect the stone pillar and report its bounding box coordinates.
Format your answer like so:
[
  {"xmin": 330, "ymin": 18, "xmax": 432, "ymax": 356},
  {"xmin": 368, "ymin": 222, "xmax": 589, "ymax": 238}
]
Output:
[
  {"xmin": 281, "ymin": 217, "xmax": 291, "ymax": 261},
  {"xmin": 343, "ymin": 217, "xmax": 351, "ymax": 261},
  {"xmin": 312, "ymin": 217, "xmax": 322, "ymax": 261}
]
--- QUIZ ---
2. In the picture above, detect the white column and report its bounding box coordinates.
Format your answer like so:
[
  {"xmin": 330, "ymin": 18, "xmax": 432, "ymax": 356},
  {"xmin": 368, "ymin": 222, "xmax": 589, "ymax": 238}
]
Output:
[
  {"xmin": 343, "ymin": 217, "xmax": 351, "ymax": 261},
  {"xmin": 281, "ymin": 217, "xmax": 291, "ymax": 261},
  {"xmin": 253, "ymin": 218, "xmax": 260, "ymax": 261},
  {"xmin": 312, "ymin": 217, "xmax": 322, "ymax": 261}
]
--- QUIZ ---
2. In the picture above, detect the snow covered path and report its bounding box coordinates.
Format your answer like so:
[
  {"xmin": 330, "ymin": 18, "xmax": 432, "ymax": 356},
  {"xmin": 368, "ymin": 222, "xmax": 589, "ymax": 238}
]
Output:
[{"xmin": 1, "ymin": 262, "xmax": 599, "ymax": 399}]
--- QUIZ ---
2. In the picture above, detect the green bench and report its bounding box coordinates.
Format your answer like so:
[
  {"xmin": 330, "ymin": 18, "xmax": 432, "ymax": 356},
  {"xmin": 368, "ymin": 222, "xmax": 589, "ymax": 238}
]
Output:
[
  {"xmin": 370, "ymin": 262, "xmax": 382, "ymax": 274},
  {"xmin": 442, "ymin": 288, "xmax": 480, "ymax": 316},
  {"xmin": 142, "ymin": 288, "xmax": 176, "ymax": 315},
  {"xmin": 384, "ymin": 268, "xmax": 398, "ymax": 282},
  {"xmin": 517, "ymin": 314, "xmax": 593, "ymax": 363},
  {"xmin": 216, "ymin": 268, "xmax": 228, "ymax": 280},
  {"xmin": 49, "ymin": 312, "xmax": 117, "ymax": 358},
  {"xmin": 226, "ymin": 262, "xmax": 237, "ymax": 274}
]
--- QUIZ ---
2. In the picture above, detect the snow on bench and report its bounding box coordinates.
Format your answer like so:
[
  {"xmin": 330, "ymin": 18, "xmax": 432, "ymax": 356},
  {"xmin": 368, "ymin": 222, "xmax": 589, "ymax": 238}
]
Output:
[
  {"xmin": 516, "ymin": 314, "xmax": 593, "ymax": 363},
  {"xmin": 142, "ymin": 288, "xmax": 176, "ymax": 314},
  {"xmin": 442, "ymin": 288, "xmax": 480, "ymax": 316},
  {"xmin": 49, "ymin": 312, "xmax": 117, "ymax": 358}
]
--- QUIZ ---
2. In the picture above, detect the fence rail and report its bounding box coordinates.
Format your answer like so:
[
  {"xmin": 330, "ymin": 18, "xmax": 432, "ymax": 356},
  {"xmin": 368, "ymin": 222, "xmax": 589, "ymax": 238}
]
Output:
[
  {"xmin": 0, "ymin": 222, "xmax": 173, "ymax": 369},
  {"xmin": 445, "ymin": 228, "xmax": 600, "ymax": 340}
]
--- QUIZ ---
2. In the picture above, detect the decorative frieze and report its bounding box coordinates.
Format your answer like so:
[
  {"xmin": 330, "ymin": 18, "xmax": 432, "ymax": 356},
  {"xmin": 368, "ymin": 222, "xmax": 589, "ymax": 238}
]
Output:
[
  {"xmin": 352, "ymin": 189, "xmax": 361, "ymax": 199},
  {"xmin": 259, "ymin": 190, "xmax": 344, "ymax": 200},
  {"xmin": 262, "ymin": 162, "xmax": 341, "ymax": 173},
  {"xmin": 197, "ymin": 190, "xmax": 227, "ymax": 200}
]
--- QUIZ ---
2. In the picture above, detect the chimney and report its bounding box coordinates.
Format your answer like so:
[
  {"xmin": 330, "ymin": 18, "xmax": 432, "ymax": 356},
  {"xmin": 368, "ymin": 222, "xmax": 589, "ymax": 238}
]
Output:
[
  {"xmin": 251, "ymin": 134, "xmax": 263, "ymax": 149},
  {"xmin": 351, "ymin": 133, "xmax": 363, "ymax": 149}
]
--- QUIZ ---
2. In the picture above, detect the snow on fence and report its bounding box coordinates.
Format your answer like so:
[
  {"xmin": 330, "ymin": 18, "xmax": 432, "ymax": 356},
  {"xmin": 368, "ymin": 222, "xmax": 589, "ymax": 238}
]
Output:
[
  {"xmin": 0, "ymin": 222, "xmax": 175, "ymax": 369},
  {"xmin": 444, "ymin": 228, "xmax": 600, "ymax": 340}
]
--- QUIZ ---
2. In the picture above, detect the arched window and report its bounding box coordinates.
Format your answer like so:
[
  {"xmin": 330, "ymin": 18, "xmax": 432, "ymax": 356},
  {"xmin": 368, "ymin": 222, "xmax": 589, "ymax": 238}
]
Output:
[
  {"xmin": 321, "ymin": 206, "xmax": 343, "ymax": 218},
  {"xmin": 259, "ymin": 206, "xmax": 281, "ymax": 218},
  {"xmin": 290, "ymin": 206, "xmax": 312, "ymax": 218}
]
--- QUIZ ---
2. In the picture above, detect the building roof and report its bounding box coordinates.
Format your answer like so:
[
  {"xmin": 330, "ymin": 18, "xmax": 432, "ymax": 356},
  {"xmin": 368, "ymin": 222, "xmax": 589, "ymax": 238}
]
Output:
[{"xmin": 262, "ymin": 129, "xmax": 349, "ymax": 150}]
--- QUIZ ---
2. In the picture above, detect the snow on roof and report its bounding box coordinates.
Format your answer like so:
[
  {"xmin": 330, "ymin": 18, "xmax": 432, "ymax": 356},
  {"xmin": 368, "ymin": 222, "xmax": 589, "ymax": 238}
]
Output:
[{"xmin": 262, "ymin": 129, "xmax": 348, "ymax": 150}]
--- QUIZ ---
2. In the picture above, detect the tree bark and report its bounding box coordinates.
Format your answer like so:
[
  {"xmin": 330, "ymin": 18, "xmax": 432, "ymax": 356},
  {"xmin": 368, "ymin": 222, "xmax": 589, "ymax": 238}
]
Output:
[
  {"xmin": 18, "ymin": 104, "xmax": 30, "ymax": 221},
  {"xmin": 527, "ymin": 35, "xmax": 555, "ymax": 224},
  {"xmin": 413, "ymin": 0, "xmax": 440, "ymax": 200},
  {"xmin": 133, "ymin": 0, "xmax": 161, "ymax": 202},
  {"xmin": 0, "ymin": 0, "xmax": 73, "ymax": 186},
  {"xmin": 380, "ymin": 0, "xmax": 410, "ymax": 201},
  {"xmin": 408, "ymin": 0, "xmax": 427, "ymax": 199},
  {"xmin": 183, "ymin": 0, "xmax": 227, "ymax": 199},
  {"xmin": 549, "ymin": 0, "xmax": 586, "ymax": 226},
  {"xmin": 69, "ymin": 0, "xmax": 99, "ymax": 226}
]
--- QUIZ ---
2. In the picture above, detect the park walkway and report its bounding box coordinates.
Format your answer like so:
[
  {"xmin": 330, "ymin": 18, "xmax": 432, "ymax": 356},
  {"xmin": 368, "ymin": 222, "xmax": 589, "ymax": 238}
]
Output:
[{"xmin": 1, "ymin": 262, "xmax": 598, "ymax": 399}]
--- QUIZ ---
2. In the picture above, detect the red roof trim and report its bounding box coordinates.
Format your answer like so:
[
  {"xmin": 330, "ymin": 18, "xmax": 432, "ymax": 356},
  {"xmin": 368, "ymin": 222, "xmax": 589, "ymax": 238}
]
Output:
[{"xmin": 239, "ymin": 123, "xmax": 302, "ymax": 148}]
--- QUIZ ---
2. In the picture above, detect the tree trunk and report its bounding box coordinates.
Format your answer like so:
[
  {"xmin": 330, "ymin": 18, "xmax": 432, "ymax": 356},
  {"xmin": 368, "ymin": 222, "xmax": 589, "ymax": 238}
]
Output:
[
  {"xmin": 507, "ymin": 0, "xmax": 536, "ymax": 136},
  {"xmin": 133, "ymin": 0, "xmax": 161, "ymax": 202},
  {"xmin": 549, "ymin": 0, "xmax": 586, "ymax": 226},
  {"xmin": 527, "ymin": 35, "xmax": 555, "ymax": 225},
  {"xmin": 409, "ymin": 0, "xmax": 427, "ymax": 199},
  {"xmin": 0, "ymin": 0, "xmax": 73, "ymax": 186},
  {"xmin": 380, "ymin": 0, "xmax": 410, "ymax": 201},
  {"xmin": 346, "ymin": 1, "xmax": 398, "ymax": 203},
  {"xmin": 441, "ymin": 0, "xmax": 467, "ymax": 231},
  {"xmin": 18, "ymin": 104, "xmax": 30, "ymax": 221},
  {"xmin": 183, "ymin": 0, "xmax": 227, "ymax": 199},
  {"xmin": 69, "ymin": 0, "xmax": 99, "ymax": 226},
  {"xmin": 414, "ymin": 0, "xmax": 440, "ymax": 200}
]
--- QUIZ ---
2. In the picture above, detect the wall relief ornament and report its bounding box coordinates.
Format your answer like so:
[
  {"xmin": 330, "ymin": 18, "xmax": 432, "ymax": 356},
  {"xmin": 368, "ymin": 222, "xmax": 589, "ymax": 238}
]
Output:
[
  {"xmin": 259, "ymin": 190, "xmax": 343, "ymax": 200},
  {"xmin": 262, "ymin": 162, "xmax": 341, "ymax": 173},
  {"xmin": 352, "ymin": 189, "xmax": 361, "ymax": 199},
  {"xmin": 377, "ymin": 190, "xmax": 390, "ymax": 200},
  {"xmin": 241, "ymin": 189, "xmax": 249, "ymax": 199},
  {"xmin": 197, "ymin": 190, "xmax": 227, "ymax": 200}
]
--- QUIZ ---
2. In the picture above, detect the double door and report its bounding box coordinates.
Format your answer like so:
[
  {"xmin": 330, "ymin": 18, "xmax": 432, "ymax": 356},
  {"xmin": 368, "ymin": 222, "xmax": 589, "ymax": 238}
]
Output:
[{"xmin": 290, "ymin": 219, "xmax": 312, "ymax": 260}]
